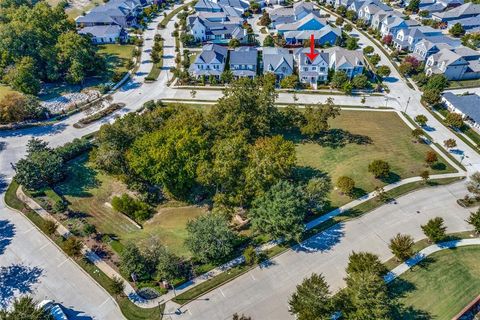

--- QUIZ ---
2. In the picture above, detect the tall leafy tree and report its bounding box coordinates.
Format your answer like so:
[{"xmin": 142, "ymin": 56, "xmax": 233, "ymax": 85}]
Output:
[
  {"xmin": 421, "ymin": 217, "xmax": 447, "ymax": 243},
  {"xmin": 15, "ymin": 138, "xmax": 64, "ymax": 190},
  {"xmin": 250, "ymin": 180, "xmax": 307, "ymax": 241},
  {"xmin": 4, "ymin": 57, "xmax": 41, "ymax": 94},
  {"xmin": 127, "ymin": 108, "xmax": 209, "ymax": 198},
  {"xmin": 185, "ymin": 213, "xmax": 237, "ymax": 263},
  {"xmin": 289, "ymin": 273, "xmax": 333, "ymax": 320},
  {"xmin": 0, "ymin": 92, "xmax": 46, "ymax": 124},
  {"xmin": 300, "ymin": 98, "xmax": 340, "ymax": 137},
  {"xmin": 120, "ymin": 242, "xmax": 148, "ymax": 280},
  {"xmin": 244, "ymin": 135, "xmax": 296, "ymax": 198},
  {"xmin": 0, "ymin": 296, "xmax": 53, "ymax": 320},
  {"xmin": 209, "ymin": 77, "xmax": 278, "ymax": 141},
  {"xmin": 389, "ymin": 233, "xmax": 414, "ymax": 261},
  {"xmin": 467, "ymin": 209, "xmax": 480, "ymax": 234}
]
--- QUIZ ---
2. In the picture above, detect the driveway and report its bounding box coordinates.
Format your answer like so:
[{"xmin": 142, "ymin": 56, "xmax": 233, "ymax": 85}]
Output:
[{"xmin": 164, "ymin": 180, "xmax": 473, "ymax": 320}]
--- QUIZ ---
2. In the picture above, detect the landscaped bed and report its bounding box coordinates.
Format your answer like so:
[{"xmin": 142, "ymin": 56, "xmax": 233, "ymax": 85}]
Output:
[{"xmin": 388, "ymin": 245, "xmax": 480, "ymax": 319}]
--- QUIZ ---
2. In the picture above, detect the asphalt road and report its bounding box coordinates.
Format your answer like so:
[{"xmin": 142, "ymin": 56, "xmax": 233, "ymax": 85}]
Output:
[{"xmin": 164, "ymin": 180, "xmax": 474, "ymax": 320}]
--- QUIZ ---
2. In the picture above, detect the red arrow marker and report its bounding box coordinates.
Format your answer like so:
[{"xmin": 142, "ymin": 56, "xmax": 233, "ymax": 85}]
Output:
[{"xmin": 305, "ymin": 34, "xmax": 319, "ymax": 62}]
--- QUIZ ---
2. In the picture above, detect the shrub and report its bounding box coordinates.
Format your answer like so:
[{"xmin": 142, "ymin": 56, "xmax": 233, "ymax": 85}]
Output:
[
  {"xmin": 83, "ymin": 223, "xmax": 97, "ymax": 236},
  {"xmin": 425, "ymin": 151, "xmax": 438, "ymax": 166},
  {"xmin": 389, "ymin": 233, "xmax": 414, "ymax": 261},
  {"xmin": 63, "ymin": 236, "xmax": 83, "ymax": 257},
  {"xmin": 421, "ymin": 217, "xmax": 447, "ymax": 242},
  {"xmin": 111, "ymin": 194, "xmax": 154, "ymax": 222},
  {"xmin": 243, "ymin": 246, "xmax": 257, "ymax": 266},
  {"xmin": 43, "ymin": 219, "xmax": 58, "ymax": 235},
  {"xmin": 55, "ymin": 138, "xmax": 92, "ymax": 161},
  {"xmin": 336, "ymin": 176, "xmax": 355, "ymax": 195},
  {"xmin": 368, "ymin": 160, "xmax": 390, "ymax": 178}
]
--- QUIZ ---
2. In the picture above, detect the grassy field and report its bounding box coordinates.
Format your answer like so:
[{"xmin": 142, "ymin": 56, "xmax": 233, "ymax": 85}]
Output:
[
  {"xmin": 448, "ymin": 79, "xmax": 480, "ymax": 89},
  {"xmin": 389, "ymin": 246, "xmax": 480, "ymax": 319},
  {"xmin": 294, "ymin": 110, "xmax": 455, "ymax": 208},
  {"xmin": 54, "ymin": 154, "xmax": 207, "ymax": 257},
  {"xmin": 98, "ymin": 44, "xmax": 135, "ymax": 76}
]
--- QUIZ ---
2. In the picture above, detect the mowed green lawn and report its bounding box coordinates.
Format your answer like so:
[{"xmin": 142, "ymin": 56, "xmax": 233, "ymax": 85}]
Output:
[
  {"xmin": 294, "ymin": 110, "xmax": 455, "ymax": 208},
  {"xmin": 55, "ymin": 154, "xmax": 207, "ymax": 257},
  {"xmin": 98, "ymin": 44, "xmax": 136, "ymax": 76},
  {"xmin": 389, "ymin": 246, "xmax": 480, "ymax": 319}
]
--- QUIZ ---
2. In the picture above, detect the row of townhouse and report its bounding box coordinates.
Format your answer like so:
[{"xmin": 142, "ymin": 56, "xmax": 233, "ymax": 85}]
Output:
[
  {"xmin": 187, "ymin": 0, "xmax": 254, "ymax": 44},
  {"xmin": 332, "ymin": 0, "xmax": 480, "ymax": 80},
  {"xmin": 269, "ymin": 1, "xmax": 342, "ymax": 46},
  {"xmin": 188, "ymin": 44, "xmax": 365, "ymax": 88},
  {"xmin": 75, "ymin": 0, "xmax": 154, "ymax": 43}
]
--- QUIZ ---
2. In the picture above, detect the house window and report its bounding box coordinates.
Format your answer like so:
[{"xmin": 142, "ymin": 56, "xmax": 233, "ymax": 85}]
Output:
[
  {"xmin": 312, "ymin": 67, "xmax": 316, "ymax": 71},
  {"xmin": 304, "ymin": 67, "xmax": 308, "ymax": 71},
  {"xmin": 282, "ymin": 67, "xmax": 286, "ymax": 72},
  {"xmin": 320, "ymin": 67, "xmax": 325, "ymax": 71}
]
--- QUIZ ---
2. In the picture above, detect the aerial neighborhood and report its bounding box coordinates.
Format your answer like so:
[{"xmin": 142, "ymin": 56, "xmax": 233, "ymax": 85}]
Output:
[{"xmin": 2, "ymin": 0, "xmax": 480, "ymax": 318}]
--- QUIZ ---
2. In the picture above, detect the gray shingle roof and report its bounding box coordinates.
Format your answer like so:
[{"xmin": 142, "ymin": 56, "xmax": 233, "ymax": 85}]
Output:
[
  {"xmin": 442, "ymin": 92, "xmax": 480, "ymax": 123},
  {"xmin": 230, "ymin": 47, "xmax": 257, "ymax": 65}
]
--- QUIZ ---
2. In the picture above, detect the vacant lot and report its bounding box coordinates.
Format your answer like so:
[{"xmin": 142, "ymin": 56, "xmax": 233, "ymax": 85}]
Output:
[
  {"xmin": 98, "ymin": 44, "xmax": 135, "ymax": 77},
  {"xmin": 389, "ymin": 246, "xmax": 480, "ymax": 319},
  {"xmin": 294, "ymin": 110, "xmax": 455, "ymax": 208},
  {"xmin": 55, "ymin": 154, "xmax": 207, "ymax": 257}
]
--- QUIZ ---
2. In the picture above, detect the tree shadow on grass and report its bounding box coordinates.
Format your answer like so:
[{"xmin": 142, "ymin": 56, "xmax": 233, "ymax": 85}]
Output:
[
  {"xmin": 292, "ymin": 166, "xmax": 329, "ymax": 184},
  {"xmin": 431, "ymin": 162, "xmax": 447, "ymax": 171},
  {"xmin": 0, "ymin": 264, "xmax": 43, "ymax": 309},
  {"xmin": 55, "ymin": 159, "xmax": 99, "ymax": 198},
  {"xmin": 315, "ymin": 129, "xmax": 372, "ymax": 149},
  {"xmin": 379, "ymin": 172, "xmax": 401, "ymax": 184}
]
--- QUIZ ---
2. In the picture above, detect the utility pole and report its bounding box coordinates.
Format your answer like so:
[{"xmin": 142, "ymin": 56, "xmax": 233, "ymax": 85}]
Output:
[{"xmin": 404, "ymin": 96, "xmax": 411, "ymax": 113}]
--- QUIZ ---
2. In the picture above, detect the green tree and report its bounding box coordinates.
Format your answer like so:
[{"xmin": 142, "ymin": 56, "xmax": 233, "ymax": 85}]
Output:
[
  {"xmin": 250, "ymin": 180, "xmax": 307, "ymax": 241},
  {"xmin": 289, "ymin": 273, "xmax": 332, "ymax": 320},
  {"xmin": 421, "ymin": 88, "xmax": 441, "ymax": 105},
  {"xmin": 421, "ymin": 217, "xmax": 447, "ymax": 242},
  {"xmin": 15, "ymin": 138, "xmax": 65, "ymax": 190},
  {"xmin": 445, "ymin": 112, "xmax": 464, "ymax": 128},
  {"xmin": 197, "ymin": 135, "xmax": 249, "ymax": 207},
  {"xmin": 263, "ymin": 34, "xmax": 275, "ymax": 47},
  {"xmin": 424, "ymin": 74, "xmax": 448, "ymax": 91},
  {"xmin": 244, "ymin": 135, "xmax": 296, "ymax": 198},
  {"xmin": 344, "ymin": 271, "xmax": 392, "ymax": 319},
  {"xmin": 363, "ymin": 46, "xmax": 374, "ymax": 55},
  {"xmin": 280, "ymin": 74, "xmax": 299, "ymax": 89},
  {"xmin": 209, "ymin": 77, "xmax": 278, "ymax": 141},
  {"xmin": 156, "ymin": 247, "xmax": 184, "ymax": 281},
  {"xmin": 220, "ymin": 69, "xmax": 234, "ymax": 84},
  {"xmin": 449, "ymin": 23, "xmax": 465, "ymax": 37},
  {"xmin": 336, "ymin": 16, "xmax": 344, "ymax": 25},
  {"xmin": 120, "ymin": 242, "xmax": 148, "ymax": 279},
  {"xmin": 63, "ymin": 236, "xmax": 83, "ymax": 257},
  {"xmin": 368, "ymin": 160, "xmax": 390, "ymax": 178},
  {"xmin": 376, "ymin": 65, "xmax": 391, "ymax": 78},
  {"xmin": 420, "ymin": 170, "xmax": 430, "ymax": 183},
  {"xmin": 352, "ymin": 74, "xmax": 369, "ymax": 89},
  {"xmin": 414, "ymin": 114, "xmax": 428, "ymax": 126},
  {"xmin": 346, "ymin": 251, "xmax": 387, "ymax": 277},
  {"xmin": 0, "ymin": 92, "xmax": 46, "ymax": 124},
  {"xmin": 443, "ymin": 138, "xmax": 457, "ymax": 150},
  {"xmin": 346, "ymin": 10, "xmax": 357, "ymax": 21},
  {"xmin": 336, "ymin": 176, "xmax": 355, "ymax": 195},
  {"xmin": 467, "ymin": 172, "xmax": 480, "ymax": 198},
  {"xmin": 344, "ymin": 23, "xmax": 353, "ymax": 32},
  {"xmin": 345, "ymin": 37, "xmax": 359, "ymax": 50},
  {"xmin": 425, "ymin": 150, "xmax": 438, "ymax": 166},
  {"xmin": 1, "ymin": 296, "xmax": 53, "ymax": 320},
  {"xmin": 243, "ymin": 245, "xmax": 258, "ymax": 265},
  {"xmin": 411, "ymin": 128, "xmax": 424, "ymax": 141},
  {"xmin": 331, "ymin": 71, "xmax": 349, "ymax": 89},
  {"xmin": 127, "ymin": 108, "xmax": 209, "ymax": 198},
  {"xmin": 389, "ymin": 233, "xmax": 414, "ymax": 261},
  {"xmin": 185, "ymin": 213, "xmax": 237, "ymax": 263},
  {"xmin": 110, "ymin": 276, "xmax": 125, "ymax": 297},
  {"xmin": 304, "ymin": 176, "xmax": 331, "ymax": 210},
  {"xmin": 336, "ymin": 5, "xmax": 347, "ymax": 16},
  {"xmin": 4, "ymin": 57, "xmax": 41, "ymax": 95},
  {"xmin": 259, "ymin": 10, "xmax": 271, "ymax": 26},
  {"xmin": 369, "ymin": 53, "xmax": 381, "ymax": 66},
  {"xmin": 300, "ymin": 98, "xmax": 340, "ymax": 137},
  {"xmin": 466, "ymin": 209, "xmax": 480, "ymax": 234},
  {"xmin": 228, "ymin": 38, "xmax": 241, "ymax": 48},
  {"xmin": 406, "ymin": 0, "xmax": 420, "ymax": 11}
]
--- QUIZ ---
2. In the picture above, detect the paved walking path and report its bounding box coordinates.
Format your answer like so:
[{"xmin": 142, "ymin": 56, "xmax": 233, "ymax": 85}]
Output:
[{"xmin": 384, "ymin": 238, "xmax": 480, "ymax": 283}]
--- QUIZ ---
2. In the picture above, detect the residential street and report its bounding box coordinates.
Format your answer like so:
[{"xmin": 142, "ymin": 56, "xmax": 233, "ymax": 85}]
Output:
[
  {"xmin": 0, "ymin": 1, "xmax": 480, "ymax": 319},
  {"xmin": 164, "ymin": 180, "xmax": 474, "ymax": 320}
]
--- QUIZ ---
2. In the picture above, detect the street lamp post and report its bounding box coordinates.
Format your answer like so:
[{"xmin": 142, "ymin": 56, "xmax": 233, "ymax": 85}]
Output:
[{"xmin": 404, "ymin": 97, "xmax": 411, "ymax": 113}]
